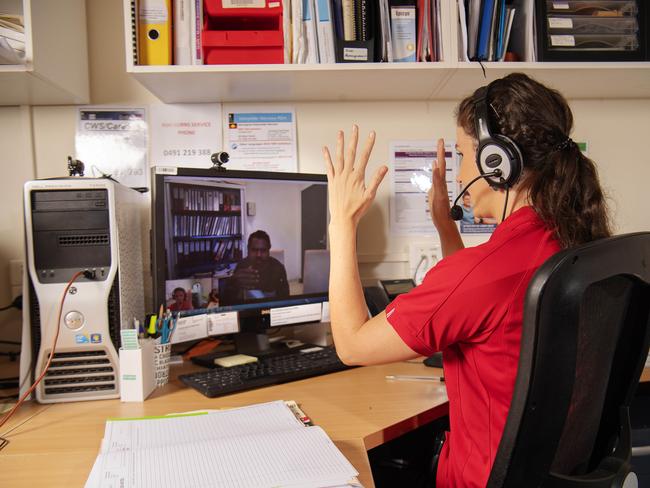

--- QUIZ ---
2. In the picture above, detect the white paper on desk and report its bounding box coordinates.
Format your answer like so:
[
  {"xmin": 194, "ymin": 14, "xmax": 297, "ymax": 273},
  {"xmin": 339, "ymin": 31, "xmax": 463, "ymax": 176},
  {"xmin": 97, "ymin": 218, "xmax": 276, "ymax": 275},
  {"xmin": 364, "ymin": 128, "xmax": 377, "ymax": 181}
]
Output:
[
  {"xmin": 223, "ymin": 105, "xmax": 298, "ymax": 172},
  {"xmin": 91, "ymin": 427, "xmax": 357, "ymax": 488},
  {"xmin": 389, "ymin": 140, "xmax": 459, "ymax": 235},
  {"xmin": 149, "ymin": 103, "xmax": 222, "ymax": 167},
  {"xmin": 76, "ymin": 108, "xmax": 148, "ymax": 189},
  {"xmin": 88, "ymin": 401, "xmax": 358, "ymax": 488},
  {"xmin": 170, "ymin": 313, "xmax": 207, "ymax": 344},
  {"xmin": 101, "ymin": 401, "xmax": 303, "ymax": 451}
]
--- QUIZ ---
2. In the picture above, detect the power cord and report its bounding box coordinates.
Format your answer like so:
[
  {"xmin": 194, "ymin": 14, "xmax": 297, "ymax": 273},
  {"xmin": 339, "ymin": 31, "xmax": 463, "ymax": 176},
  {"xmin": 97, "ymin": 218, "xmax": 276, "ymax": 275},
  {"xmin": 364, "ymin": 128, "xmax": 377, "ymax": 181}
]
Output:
[
  {"xmin": 0, "ymin": 295, "xmax": 22, "ymax": 312},
  {"xmin": 0, "ymin": 271, "xmax": 84, "ymax": 450}
]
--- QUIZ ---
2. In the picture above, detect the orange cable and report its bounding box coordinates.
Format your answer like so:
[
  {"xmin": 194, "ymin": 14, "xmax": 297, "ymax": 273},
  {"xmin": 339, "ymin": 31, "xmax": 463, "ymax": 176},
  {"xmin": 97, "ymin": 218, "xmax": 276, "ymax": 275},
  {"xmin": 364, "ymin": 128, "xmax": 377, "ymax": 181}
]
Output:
[{"xmin": 0, "ymin": 271, "xmax": 84, "ymax": 432}]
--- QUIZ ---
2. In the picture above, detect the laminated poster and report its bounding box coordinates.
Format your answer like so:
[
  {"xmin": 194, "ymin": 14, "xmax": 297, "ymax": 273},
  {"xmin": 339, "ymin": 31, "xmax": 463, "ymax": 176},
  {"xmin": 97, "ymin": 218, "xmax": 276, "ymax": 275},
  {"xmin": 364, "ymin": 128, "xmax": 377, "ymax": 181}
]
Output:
[
  {"xmin": 76, "ymin": 108, "xmax": 148, "ymax": 189},
  {"xmin": 389, "ymin": 140, "xmax": 459, "ymax": 235},
  {"xmin": 223, "ymin": 105, "xmax": 298, "ymax": 173}
]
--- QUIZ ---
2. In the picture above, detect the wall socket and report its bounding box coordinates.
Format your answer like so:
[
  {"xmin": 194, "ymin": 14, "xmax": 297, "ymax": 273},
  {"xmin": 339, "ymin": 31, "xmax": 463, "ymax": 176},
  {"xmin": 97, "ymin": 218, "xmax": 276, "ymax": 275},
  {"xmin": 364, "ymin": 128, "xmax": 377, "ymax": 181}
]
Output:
[{"xmin": 408, "ymin": 243, "xmax": 441, "ymax": 285}]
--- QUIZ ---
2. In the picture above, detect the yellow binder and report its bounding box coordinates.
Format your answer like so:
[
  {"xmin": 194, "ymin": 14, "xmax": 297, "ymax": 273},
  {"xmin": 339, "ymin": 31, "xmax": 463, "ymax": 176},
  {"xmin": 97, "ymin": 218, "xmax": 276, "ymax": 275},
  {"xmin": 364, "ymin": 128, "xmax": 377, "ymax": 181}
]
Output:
[{"xmin": 138, "ymin": 0, "xmax": 172, "ymax": 65}]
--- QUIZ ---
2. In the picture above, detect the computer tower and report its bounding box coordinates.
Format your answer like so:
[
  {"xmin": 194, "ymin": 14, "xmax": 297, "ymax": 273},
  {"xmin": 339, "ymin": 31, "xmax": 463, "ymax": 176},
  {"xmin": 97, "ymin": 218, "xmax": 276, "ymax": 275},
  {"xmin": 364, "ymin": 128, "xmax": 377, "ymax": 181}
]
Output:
[{"xmin": 19, "ymin": 178, "xmax": 145, "ymax": 403}]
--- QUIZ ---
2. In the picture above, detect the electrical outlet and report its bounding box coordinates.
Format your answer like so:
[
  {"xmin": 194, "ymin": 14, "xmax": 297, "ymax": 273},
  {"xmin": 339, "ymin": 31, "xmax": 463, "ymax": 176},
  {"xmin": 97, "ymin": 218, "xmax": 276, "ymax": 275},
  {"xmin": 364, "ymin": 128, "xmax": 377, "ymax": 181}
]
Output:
[
  {"xmin": 409, "ymin": 243, "xmax": 440, "ymax": 285},
  {"xmin": 9, "ymin": 259, "xmax": 23, "ymax": 287}
]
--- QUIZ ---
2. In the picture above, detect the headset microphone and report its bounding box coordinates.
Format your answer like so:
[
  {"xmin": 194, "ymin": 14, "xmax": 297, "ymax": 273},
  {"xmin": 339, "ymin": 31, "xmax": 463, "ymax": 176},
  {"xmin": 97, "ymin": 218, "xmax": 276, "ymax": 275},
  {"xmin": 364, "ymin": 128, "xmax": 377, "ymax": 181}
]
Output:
[{"xmin": 449, "ymin": 169, "xmax": 502, "ymax": 221}]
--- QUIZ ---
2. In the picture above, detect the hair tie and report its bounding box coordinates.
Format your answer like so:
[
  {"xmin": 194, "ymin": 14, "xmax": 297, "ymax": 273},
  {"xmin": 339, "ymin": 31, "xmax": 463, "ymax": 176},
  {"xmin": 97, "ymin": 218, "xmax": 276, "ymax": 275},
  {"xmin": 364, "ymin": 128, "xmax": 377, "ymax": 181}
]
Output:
[{"xmin": 554, "ymin": 136, "xmax": 576, "ymax": 152}]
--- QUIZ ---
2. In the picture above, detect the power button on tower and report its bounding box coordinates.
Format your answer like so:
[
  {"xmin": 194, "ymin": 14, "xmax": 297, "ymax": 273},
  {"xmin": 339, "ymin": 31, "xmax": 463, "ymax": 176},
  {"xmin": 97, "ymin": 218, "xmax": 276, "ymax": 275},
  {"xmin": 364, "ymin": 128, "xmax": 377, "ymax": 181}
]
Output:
[{"xmin": 64, "ymin": 311, "xmax": 85, "ymax": 330}]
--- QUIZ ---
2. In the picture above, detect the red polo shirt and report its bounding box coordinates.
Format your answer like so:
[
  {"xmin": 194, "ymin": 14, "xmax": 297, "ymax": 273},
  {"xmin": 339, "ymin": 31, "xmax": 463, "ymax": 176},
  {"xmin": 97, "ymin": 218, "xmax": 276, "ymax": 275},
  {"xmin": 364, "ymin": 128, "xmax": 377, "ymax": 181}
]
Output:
[{"xmin": 386, "ymin": 206, "xmax": 560, "ymax": 488}]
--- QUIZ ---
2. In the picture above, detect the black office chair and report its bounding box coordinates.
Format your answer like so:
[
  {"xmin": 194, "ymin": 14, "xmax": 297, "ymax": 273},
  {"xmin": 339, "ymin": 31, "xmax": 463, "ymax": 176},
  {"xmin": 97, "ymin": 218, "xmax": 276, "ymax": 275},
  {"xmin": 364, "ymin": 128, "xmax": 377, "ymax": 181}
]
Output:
[{"xmin": 486, "ymin": 232, "xmax": 650, "ymax": 488}]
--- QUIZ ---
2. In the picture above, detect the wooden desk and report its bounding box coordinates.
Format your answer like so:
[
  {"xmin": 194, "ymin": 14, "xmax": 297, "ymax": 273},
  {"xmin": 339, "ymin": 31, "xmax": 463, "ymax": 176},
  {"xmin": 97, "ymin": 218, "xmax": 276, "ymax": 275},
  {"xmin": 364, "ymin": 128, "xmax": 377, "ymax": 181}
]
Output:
[{"xmin": 0, "ymin": 361, "xmax": 448, "ymax": 488}]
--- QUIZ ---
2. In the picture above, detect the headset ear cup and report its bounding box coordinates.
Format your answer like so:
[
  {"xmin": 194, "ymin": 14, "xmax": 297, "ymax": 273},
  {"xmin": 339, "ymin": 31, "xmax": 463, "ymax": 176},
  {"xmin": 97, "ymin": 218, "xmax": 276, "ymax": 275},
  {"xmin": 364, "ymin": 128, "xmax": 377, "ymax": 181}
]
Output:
[
  {"xmin": 476, "ymin": 136, "xmax": 523, "ymax": 190},
  {"xmin": 494, "ymin": 134, "xmax": 523, "ymax": 188}
]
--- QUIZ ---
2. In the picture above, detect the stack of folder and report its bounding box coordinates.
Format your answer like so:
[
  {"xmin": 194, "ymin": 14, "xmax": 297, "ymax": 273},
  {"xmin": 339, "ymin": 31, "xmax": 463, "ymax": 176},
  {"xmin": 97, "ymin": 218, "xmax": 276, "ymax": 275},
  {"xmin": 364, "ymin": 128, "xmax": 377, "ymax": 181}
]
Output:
[
  {"xmin": 134, "ymin": 0, "xmax": 444, "ymax": 65},
  {"xmin": 457, "ymin": 0, "xmax": 518, "ymax": 62},
  {"xmin": 536, "ymin": 0, "xmax": 646, "ymax": 61}
]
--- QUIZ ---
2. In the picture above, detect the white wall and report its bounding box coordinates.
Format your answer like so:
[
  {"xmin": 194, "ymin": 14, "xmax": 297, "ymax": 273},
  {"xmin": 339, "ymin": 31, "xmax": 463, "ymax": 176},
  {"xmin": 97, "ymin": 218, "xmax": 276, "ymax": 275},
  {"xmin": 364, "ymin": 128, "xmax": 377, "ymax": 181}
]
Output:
[
  {"xmin": 0, "ymin": 0, "xmax": 649, "ymax": 341},
  {"xmin": 0, "ymin": 106, "xmax": 34, "ymax": 344},
  {"xmin": 243, "ymin": 180, "xmax": 311, "ymax": 281}
]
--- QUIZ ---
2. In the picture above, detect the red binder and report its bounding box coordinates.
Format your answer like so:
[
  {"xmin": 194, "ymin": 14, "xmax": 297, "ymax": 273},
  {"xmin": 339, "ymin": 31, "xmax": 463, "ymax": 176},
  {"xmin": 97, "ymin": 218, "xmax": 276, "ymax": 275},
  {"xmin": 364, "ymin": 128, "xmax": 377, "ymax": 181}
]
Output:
[{"xmin": 202, "ymin": 0, "xmax": 284, "ymax": 64}]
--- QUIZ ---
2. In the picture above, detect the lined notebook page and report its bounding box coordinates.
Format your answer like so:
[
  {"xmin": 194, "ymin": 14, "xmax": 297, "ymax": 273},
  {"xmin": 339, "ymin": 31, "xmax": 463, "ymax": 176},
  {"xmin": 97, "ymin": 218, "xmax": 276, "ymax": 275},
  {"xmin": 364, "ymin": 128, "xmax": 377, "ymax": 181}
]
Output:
[
  {"xmin": 91, "ymin": 426, "xmax": 357, "ymax": 488},
  {"xmin": 102, "ymin": 400, "xmax": 303, "ymax": 452},
  {"xmin": 86, "ymin": 401, "xmax": 358, "ymax": 488}
]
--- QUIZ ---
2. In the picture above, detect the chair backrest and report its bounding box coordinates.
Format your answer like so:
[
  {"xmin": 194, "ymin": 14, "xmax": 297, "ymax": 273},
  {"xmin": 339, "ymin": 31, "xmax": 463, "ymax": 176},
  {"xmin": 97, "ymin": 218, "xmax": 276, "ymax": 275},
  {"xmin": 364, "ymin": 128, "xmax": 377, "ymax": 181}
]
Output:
[
  {"xmin": 302, "ymin": 249, "xmax": 329, "ymax": 294},
  {"xmin": 488, "ymin": 232, "xmax": 650, "ymax": 488}
]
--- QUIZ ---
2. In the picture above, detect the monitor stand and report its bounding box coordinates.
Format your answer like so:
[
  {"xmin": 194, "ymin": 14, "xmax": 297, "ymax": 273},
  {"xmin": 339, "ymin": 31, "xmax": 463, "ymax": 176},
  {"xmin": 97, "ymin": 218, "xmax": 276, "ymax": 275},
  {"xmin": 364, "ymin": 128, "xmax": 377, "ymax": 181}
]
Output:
[{"xmin": 234, "ymin": 331, "xmax": 285, "ymax": 358}]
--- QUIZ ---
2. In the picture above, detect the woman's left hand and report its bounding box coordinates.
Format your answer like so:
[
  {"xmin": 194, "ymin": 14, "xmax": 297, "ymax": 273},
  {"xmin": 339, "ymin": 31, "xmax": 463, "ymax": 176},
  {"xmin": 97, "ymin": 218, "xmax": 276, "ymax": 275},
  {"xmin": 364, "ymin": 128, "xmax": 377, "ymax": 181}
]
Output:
[{"xmin": 323, "ymin": 125, "xmax": 388, "ymax": 227}]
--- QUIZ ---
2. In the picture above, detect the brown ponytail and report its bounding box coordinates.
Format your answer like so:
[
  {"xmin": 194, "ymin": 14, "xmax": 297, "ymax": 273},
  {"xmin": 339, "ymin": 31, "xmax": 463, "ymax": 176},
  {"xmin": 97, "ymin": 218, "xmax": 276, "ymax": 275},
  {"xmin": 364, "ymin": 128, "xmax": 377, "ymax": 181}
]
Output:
[{"xmin": 456, "ymin": 73, "xmax": 611, "ymax": 249}]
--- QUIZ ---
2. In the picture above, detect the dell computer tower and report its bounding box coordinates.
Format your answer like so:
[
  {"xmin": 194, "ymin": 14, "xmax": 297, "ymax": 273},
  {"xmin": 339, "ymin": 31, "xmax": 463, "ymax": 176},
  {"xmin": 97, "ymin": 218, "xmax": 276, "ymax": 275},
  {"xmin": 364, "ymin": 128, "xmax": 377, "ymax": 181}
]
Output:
[{"xmin": 19, "ymin": 178, "xmax": 145, "ymax": 403}]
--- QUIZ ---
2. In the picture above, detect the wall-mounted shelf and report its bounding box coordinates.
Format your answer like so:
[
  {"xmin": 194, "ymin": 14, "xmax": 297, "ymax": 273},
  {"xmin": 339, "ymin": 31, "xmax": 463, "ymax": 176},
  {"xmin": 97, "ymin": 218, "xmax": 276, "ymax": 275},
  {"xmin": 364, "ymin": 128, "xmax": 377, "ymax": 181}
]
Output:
[
  {"xmin": 0, "ymin": 0, "xmax": 89, "ymax": 106},
  {"xmin": 436, "ymin": 62, "xmax": 650, "ymax": 100},
  {"xmin": 122, "ymin": 0, "xmax": 650, "ymax": 103},
  {"xmin": 126, "ymin": 61, "xmax": 650, "ymax": 102},
  {"xmin": 127, "ymin": 63, "xmax": 455, "ymax": 102}
]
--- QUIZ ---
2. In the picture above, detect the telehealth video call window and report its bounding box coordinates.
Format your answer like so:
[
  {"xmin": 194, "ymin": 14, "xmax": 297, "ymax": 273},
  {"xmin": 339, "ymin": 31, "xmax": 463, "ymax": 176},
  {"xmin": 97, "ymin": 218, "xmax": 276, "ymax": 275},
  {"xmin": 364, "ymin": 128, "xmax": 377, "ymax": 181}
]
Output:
[{"xmin": 159, "ymin": 172, "xmax": 329, "ymax": 314}]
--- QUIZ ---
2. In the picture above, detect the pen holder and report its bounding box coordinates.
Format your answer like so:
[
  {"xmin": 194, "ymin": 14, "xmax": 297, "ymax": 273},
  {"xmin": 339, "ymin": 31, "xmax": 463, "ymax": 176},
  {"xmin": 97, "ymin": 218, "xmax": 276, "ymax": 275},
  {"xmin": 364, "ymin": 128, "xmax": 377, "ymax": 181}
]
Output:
[{"xmin": 154, "ymin": 342, "xmax": 172, "ymax": 387}]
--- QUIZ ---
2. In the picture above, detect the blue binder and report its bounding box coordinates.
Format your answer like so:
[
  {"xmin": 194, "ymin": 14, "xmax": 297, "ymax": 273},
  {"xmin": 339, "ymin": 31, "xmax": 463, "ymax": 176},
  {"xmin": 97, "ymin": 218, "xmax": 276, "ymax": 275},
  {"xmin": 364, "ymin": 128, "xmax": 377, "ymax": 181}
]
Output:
[{"xmin": 477, "ymin": 0, "xmax": 495, "ymax": 60}]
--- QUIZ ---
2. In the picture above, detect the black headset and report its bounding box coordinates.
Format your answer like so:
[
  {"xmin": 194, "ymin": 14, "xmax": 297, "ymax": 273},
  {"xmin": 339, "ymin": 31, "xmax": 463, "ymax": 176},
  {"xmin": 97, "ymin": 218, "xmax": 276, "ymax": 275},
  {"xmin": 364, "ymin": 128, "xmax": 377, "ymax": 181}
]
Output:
[
  {"xmin": 449, "ymin": 82, "xmax": 524, "ymax": 221},
  {"xmin": 473, "ymin": 83, "xmax": 523, "ymax": 190}
]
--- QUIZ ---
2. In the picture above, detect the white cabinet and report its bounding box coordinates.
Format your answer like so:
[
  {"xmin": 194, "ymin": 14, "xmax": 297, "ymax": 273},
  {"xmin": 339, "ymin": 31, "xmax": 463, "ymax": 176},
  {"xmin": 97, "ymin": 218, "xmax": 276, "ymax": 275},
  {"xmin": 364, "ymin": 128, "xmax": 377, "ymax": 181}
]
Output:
[
  {"xmin": 0, "ymin": 0, "xmax": 89, "ymax": 106},
  {"xmin": 122, "ymin": 0, "xmax": 650, "ymax": 102}
]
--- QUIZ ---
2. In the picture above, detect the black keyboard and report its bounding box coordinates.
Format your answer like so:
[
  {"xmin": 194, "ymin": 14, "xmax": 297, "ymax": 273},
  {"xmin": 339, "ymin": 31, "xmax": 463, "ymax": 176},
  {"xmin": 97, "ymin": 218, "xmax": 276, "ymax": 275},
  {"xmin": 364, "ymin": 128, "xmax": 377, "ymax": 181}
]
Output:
[{"xmin": 179, "ymin": 346, "xmax": 350, "ymax": 398}]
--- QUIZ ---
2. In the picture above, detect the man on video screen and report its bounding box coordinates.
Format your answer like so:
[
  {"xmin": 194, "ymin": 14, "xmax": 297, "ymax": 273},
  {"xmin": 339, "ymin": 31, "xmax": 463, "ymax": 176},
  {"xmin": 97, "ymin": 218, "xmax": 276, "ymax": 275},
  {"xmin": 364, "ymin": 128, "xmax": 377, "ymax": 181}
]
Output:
[{"xmin": 223, "ymin": 230, "xmax": 289, "ymax": 303}]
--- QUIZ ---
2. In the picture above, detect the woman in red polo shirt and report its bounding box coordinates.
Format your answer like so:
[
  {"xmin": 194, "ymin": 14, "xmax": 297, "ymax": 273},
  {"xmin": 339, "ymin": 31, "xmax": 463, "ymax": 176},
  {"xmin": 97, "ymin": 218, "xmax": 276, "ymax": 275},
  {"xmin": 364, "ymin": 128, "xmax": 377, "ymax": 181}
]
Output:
[{"xmin": 322, "ymin": 73, "xmax": 611, "ymax": 487}]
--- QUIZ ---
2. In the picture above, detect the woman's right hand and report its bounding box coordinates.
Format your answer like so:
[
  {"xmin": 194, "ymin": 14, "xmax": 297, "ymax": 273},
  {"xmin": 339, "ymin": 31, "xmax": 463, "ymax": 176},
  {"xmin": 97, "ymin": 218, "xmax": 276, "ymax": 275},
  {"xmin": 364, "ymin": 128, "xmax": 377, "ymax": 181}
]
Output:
[{"xmin": 428, "ymin": 138, "xmax": 453, "ymax": 229}]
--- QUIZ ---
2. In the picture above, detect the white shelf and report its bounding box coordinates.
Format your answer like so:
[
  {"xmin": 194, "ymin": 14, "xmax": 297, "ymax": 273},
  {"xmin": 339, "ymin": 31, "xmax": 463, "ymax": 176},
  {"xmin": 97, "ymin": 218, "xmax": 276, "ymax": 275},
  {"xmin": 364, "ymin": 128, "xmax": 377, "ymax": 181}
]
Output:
[
  {"xmin": 128, "ymin": 61, "xmax": 650, "ymax": 102},
  {"xmin": 0, "ymin": 0, "xmax": 89, "ymax": 106},
  {"xmin": 436, "ymin": 62, "xmax": 650, "ymax": 100},
  {"xmin": 128, "ymin": 63, "xmax": 455, "ymax": 102},
  {"xmin": 122, "ymin": 0, "xmax": 650, "ymax": 103}
]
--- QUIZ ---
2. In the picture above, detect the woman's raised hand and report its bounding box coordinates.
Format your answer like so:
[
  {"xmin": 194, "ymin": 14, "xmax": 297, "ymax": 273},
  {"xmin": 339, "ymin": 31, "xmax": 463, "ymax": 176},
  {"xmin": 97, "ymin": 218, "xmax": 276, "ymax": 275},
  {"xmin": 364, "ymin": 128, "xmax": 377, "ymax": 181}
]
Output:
[{"xmin": 323, "ymin": 125, "xmax": 388, "ymax": 227}]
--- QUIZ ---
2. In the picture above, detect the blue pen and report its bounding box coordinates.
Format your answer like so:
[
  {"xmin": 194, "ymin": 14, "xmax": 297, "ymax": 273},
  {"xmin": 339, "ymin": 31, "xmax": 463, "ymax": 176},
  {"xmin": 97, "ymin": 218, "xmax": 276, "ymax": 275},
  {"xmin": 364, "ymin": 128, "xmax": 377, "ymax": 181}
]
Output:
[
  {"xmin": 163, "ymin": 315, "xmax": 171, "ymax": 343},
  {"xmin": 165, "ymin": 313, "xmax": 178, "ymax": 343},
  {"xmin": 159, "ymin": 310, "xmax": 177, "ymax": 343}
]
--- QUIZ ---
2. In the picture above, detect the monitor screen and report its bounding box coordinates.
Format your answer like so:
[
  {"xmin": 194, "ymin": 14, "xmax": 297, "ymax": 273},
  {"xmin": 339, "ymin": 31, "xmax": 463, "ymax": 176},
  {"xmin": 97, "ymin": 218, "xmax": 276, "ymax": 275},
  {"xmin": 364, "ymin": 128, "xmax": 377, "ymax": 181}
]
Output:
[{"xmin": 151, "ymin": 167, "xmax": 329, "ymax": 351}]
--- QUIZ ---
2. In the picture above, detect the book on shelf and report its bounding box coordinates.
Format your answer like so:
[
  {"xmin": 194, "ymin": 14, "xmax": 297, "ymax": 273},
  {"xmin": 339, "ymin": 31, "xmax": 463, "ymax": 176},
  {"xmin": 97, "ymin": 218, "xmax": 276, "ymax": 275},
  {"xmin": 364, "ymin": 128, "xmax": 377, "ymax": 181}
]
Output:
[
  {"xmin": 315, "ymin": 0, "xmax": 336, "ymax": 63},
  {"xmin": 390, "ymin": 0, "xmax": 417, "ymax": 62},
  {"xmin": 303, "ymin": 0, "xmax": 321, "ymax": 63},
  {"xmin": 190, "ymin": 0, "xmax": 203, "ymax": 64},
  {"xmin": 458, "ymin": 0, "xmax": 518, "ymax": 62},
  {"xmin": 173, "ymin": 0, "xmax": 192, "ymax": 65}
]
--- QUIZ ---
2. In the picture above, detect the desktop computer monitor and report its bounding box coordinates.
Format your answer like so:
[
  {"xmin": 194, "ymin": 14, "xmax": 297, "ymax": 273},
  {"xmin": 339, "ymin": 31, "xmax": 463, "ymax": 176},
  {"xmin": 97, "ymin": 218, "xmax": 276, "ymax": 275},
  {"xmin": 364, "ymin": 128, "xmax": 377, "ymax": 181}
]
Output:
[{"xmin": 151, "ymin": 167, "xmax": 329, "ymax": 355}]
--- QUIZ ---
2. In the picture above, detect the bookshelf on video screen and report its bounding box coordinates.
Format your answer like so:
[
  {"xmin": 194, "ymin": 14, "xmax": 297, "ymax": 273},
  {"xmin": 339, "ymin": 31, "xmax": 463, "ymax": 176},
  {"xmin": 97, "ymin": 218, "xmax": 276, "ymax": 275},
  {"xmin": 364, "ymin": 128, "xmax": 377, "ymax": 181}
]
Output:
[{"xmin": 158, "ymin": 171, "xmax": 329, "ymax": 315}]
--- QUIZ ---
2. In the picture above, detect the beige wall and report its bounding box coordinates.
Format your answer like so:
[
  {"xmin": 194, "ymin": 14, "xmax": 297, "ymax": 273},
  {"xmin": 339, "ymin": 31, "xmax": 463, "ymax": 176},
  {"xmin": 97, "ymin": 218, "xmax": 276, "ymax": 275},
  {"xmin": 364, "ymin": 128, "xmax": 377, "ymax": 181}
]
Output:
[
  {"xmin": 0, "ymin": 106, "xmax": 34, "ymax": 343},
  {"xmin": 0, "ymin": 0, "xmax": 649, "ymax": 341}
]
